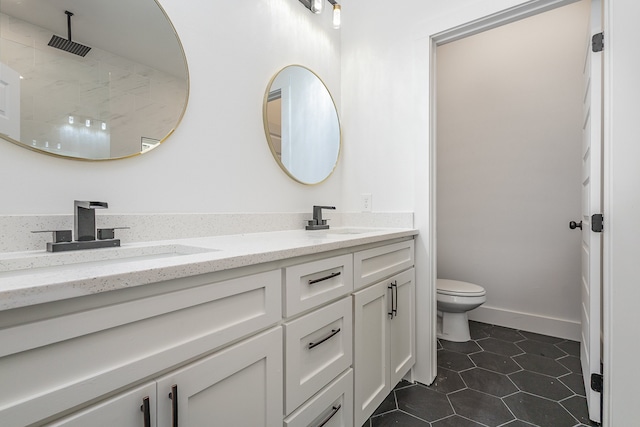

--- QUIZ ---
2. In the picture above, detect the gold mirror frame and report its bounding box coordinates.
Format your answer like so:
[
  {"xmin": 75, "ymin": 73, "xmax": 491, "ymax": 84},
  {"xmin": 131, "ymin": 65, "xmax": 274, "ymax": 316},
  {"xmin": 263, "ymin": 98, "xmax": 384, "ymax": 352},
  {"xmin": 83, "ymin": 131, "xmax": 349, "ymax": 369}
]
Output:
[
  {"xmin": 263, "ymin": 65, "xmax": 341, "ymax": 185},
  {"xmin": 0, "ymin": 0, "xmax": 189, "ymax": 161}
]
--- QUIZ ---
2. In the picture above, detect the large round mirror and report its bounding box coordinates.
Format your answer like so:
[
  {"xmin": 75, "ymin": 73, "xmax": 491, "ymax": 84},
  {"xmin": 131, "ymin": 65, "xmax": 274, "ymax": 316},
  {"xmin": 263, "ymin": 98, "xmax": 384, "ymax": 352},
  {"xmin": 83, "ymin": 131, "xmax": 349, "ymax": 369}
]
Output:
[
  {"xmin": 0, "ymin": 0, "xmax": 188, "ymax": 160},
  {"xmin": 263, "ymin": 65, "xmax": 340, "ymax": 185}
]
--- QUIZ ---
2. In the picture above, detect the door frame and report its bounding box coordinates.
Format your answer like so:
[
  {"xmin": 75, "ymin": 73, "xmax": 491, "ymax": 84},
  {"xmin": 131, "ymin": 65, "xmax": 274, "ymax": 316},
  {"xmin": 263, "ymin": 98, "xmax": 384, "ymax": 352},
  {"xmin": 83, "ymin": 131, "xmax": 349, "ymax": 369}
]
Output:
[{"xmin": 424, "ymin": 0, "xmax": 610, "ymax": 424}]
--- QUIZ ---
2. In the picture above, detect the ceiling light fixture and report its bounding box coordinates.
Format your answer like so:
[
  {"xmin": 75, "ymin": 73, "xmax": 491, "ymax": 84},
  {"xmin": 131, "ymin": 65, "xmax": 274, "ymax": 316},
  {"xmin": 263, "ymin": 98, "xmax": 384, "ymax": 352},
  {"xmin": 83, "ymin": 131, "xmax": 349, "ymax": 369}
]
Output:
[{"xmin": 298, "ymin": 0, "xmax": 341, "ymax": 29}]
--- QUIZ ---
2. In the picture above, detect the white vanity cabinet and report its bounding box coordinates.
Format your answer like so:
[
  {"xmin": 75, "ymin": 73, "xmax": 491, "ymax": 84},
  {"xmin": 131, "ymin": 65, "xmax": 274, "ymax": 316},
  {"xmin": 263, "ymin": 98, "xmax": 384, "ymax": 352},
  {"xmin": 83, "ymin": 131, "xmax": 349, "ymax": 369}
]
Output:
[
  {"xmin": 0, "ymin": 230, "xmax": 417, "ymax": 427},
  {"xmin": 352, "ymin": 241, "xmax": 416, "ymax": 427},
  {"xmin": 46, "ymin": 327, "xmax": 283, "ymax": 427},
  {"xmin": 0, "ymin": 269, "xmax": 282, "ymax": 427},
  {"xmin": 282, "ymin": 253, "xmax": 354, "ymax": 424},
  {"xmin": 45, "ymin": 382, "xmax": 157, "ymax": 427},
  {"xmin": 155, "ymin": 327, "xmax": 283, "ymax": 427}
]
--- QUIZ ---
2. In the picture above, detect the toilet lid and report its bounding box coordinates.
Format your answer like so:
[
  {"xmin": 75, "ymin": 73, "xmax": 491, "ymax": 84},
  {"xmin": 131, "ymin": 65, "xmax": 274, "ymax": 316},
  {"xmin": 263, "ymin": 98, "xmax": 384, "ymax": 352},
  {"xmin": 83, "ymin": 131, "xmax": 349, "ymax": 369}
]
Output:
[{"xmin": 437, "ymin": 279, "xmax": 486, "ymax": 297}]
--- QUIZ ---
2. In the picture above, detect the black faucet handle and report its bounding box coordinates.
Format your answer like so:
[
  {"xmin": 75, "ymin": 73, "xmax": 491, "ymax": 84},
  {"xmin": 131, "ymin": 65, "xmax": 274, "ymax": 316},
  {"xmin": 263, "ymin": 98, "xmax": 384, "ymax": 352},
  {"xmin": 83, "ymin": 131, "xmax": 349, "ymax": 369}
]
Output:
[
  {"xmin": 31, "ymin": 230, "xmax": 73, "ymax": 243},
  {"xmin": 97, "ymin": 227, "xmax": 130, "ymax": 240}
]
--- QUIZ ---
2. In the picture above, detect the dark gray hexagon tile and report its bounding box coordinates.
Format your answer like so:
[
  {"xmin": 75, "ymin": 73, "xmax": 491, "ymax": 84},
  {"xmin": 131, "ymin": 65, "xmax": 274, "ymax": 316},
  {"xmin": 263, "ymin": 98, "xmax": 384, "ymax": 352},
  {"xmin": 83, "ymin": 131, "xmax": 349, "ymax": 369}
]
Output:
[
  {"xmin": 559, "ymin": 372, "xmax": 586, "ymax": 396},
  {"xmin": 432, "ymin": 415, "xmax": 485, "ymax": 427},
  {"xmin": 372, "ymin": 388, "xmax": 398, "ymax": 416},
  {"xmin": 486, "ymin": 325, "xmax": 525, "ymax": 342},
  {"xmin": 477, "ymin": 337, "xmax": 524, "ymax": 357},
  {"xmin": 469, "ymin": 321, "xmax": 491, "ymax": 340},
  {"xmin": 518, "ymin": 330, "xmax": 565, "ymax": 344},
  {"xmin": 440, "ymin": 339, "xmax": 482, "ymax": 355},
  {"xmin": 509, "ymin": 370, "xmax": 573, "ymax": 401},
  {"xmin": 393, "ymin": 379, "xmax": 414, "ymax": 390},
  {"xmin": 516, "ymin": 339, "xmax": 567, "ymax": 359},
  {"xmin": 460, "ymin": 368, "xmax": 518, "ymax": 397},
  {"xmin": 428, "ymin": 367, "xmax": 466, "ymax": 394},
  {"xmin": 504, "ymin": 392, "xmax": 578, "ymax": 427},
  {"xmin": 501, "ymin": 420, "xmax": 538, "ymax": 426},
  {"xmin": 470, "ymin": 351, "xmax": 521, "ymax": 374},
  {"xmin": 561, "ymin": 395, "xmax": 599, "ymax": 426},
  {"xmin": 396, "ymin": 384, "xmax": 454, "ymax": 422},
  {"xmin": 513, "ymin": 353, "xmax": 570, "ymax": 377},
  {"xmin": 370, "ymin": 410, "xmax": 430, "ymax": 427},
  {"xmin": 558, "ymin": 355, "xmax": 582, "ymax": 374},
  {"xmin": 448, "ymin": 389, "xmax": 514, "ymax": 427},
  {"xmin": 438, "ymin": 349, "xmax": 475, "ymax": 372},
  {"xmin": 556, "ymin": 340, "xmax": 580, "ymax": 357}
]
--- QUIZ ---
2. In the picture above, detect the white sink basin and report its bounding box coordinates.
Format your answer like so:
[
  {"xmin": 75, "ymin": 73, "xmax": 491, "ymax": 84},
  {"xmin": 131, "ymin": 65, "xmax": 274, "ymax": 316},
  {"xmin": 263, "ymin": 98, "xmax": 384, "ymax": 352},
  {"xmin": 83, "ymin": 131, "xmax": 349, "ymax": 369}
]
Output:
[{"xmin": 0, "ymin": 244, "xmax": 218, "ymax": 277}]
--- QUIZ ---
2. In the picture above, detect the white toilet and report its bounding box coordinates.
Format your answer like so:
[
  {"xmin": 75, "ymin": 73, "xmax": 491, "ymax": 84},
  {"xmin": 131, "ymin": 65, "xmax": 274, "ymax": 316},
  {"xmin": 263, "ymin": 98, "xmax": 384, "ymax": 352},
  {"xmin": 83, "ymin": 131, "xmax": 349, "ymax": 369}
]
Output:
[{"xmin": 437, "ymin": 279, "xmax": 486, "ymax": 342}]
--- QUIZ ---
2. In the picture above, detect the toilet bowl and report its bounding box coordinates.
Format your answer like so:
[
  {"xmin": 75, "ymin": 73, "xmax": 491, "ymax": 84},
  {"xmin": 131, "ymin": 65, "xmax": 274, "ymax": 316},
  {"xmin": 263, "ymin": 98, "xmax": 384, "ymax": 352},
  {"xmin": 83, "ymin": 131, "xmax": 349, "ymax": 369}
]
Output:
[{"xmin": 437, "ymin": 279, "xmax": 486, "ymax": 342}]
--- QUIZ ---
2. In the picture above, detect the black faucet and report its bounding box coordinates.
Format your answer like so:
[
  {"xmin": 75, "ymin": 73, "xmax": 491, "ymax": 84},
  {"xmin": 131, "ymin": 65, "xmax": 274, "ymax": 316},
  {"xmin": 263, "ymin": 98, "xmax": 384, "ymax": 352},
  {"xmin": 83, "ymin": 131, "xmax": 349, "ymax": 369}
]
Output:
[
  {"xmin": 37, "ymin": 200, "xmax": 124, "ymax": 252},
  {"xmin": 306, "ymin": 205, "xmax": 336, "ymax": 230},
  {"xmin": 74, "ymin": 200, "xmax": 108, "ymax": 241}
]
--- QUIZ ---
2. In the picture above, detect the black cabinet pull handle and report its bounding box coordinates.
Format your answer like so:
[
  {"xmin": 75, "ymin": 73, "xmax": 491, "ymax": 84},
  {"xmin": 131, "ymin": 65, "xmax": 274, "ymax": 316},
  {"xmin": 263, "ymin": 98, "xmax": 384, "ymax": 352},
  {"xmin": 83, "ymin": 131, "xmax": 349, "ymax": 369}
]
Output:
[
  {"xmin": 392, "ymin": 281, "xmax": 398, "ymax": 316},
  {"xmin": 316, "ymin": 404, "xmax": 342, "ymax": 427},
  {"xmin": 388, "ymin": 284, "xmax": 394, "ymax": 319},
  {"xmin": 309, "ymin": 328, "xmax": 341, "ymax": 349},
  {"xmin": 140, "ymin": 396, "xmax": 151, "ymax": 427},
  {"xmin": 169, "ymin": 384, "xmax": 178, "ymax": 427},
  {"xmin": 309, "ymin": 271, "xmax": 341, "ymax": 285}
]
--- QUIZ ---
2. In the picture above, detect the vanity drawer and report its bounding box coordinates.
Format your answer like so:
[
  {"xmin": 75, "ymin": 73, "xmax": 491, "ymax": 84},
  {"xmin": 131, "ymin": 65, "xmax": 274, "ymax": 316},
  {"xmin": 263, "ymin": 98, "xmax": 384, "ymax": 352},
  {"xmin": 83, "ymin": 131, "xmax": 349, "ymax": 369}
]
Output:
[
  {"xmin": 284, "ymin": 297, "xmax": 352, "ymax": 415},
  {"xmin": 284, "ymin": 368, "xmax": 353, "ymax": 427},
  {"xmin": 354, "ymin": 240, "xmax": 414, "ymax": 290},
  {"xmin": 284, "ymin": 253, "xmax": 353, "ymax": 317}
]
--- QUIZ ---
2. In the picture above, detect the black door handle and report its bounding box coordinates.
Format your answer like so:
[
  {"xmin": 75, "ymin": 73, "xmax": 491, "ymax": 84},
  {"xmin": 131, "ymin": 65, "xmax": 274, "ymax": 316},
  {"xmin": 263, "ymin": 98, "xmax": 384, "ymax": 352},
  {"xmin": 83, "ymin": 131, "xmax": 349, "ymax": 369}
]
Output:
[{"xmin": 569, "ymin": 221, "xmax": 583, "ymax": 230}]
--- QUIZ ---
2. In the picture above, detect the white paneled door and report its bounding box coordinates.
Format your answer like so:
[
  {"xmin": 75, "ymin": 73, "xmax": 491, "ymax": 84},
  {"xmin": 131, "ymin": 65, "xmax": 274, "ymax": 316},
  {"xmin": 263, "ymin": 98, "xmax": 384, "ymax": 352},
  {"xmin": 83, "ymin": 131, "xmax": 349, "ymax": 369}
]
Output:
[{"xmin": 580, "ymin": 0, "xmax": 603, "ymax": 423}]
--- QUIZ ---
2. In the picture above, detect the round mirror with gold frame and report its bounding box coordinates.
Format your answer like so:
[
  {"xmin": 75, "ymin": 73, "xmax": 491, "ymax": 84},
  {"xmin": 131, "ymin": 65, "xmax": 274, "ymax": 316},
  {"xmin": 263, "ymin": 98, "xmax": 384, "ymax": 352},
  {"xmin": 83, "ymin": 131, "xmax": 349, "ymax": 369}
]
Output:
[
  {"xmin": 0, "ymin": 0, "xmax": 189, "ymax": 160},
  {"xmin": 263, "ymin": 65, "xmax": 341, "ymax": 185}
]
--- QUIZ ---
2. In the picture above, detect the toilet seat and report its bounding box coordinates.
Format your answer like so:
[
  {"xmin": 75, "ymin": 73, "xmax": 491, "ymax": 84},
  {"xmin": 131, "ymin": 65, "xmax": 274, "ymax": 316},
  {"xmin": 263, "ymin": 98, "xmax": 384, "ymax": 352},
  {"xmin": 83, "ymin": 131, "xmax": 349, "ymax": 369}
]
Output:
[{"xmin": 437, "ymin": 279, "xmax": 486, "ymax": 297}]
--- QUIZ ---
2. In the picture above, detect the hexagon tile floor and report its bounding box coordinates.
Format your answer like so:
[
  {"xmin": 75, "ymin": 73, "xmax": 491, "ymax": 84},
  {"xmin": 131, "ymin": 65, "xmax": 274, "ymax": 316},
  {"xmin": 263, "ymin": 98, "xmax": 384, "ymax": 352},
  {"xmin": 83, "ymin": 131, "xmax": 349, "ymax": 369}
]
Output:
[{"xmin": 363, "ymin": 321, "xmax": 599, "ymax": 427}]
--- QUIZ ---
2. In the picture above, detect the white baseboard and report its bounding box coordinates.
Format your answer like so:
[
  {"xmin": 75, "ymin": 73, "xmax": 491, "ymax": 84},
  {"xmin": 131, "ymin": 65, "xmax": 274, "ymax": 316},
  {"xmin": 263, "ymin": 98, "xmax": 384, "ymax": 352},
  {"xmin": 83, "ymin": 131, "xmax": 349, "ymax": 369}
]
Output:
[{"xmin": 467, "ymin": 305, "xmax": 581, "ymax": 341}]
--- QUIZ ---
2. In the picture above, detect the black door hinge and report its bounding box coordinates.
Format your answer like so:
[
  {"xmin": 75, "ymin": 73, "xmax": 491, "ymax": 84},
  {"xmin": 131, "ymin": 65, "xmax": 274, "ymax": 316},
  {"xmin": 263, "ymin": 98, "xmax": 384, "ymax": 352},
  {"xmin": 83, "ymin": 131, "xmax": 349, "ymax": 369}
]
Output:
[
  {"xmin": 592, "ymin": 214, "xmax": 604, "ymax": 232},
  {"xmin": 592, "ymin": 32, "xmax": 604, "ymax": 52},
  {"xmin": 591, "ymin": 373, "xmax": 603, "ymax": 393}
]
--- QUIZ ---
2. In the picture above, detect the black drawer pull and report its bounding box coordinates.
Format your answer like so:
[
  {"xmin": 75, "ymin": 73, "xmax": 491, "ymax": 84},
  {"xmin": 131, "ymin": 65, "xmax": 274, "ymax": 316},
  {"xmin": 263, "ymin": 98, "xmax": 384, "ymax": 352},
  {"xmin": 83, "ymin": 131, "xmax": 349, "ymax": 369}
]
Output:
[
  {"xmin": 309, "ymin": 271, "xmax": 341, "ymax": 285},
  {"xmin": 388, "ymin": 284, "xmax": 394, "ymax": 319},
  {"xmin": 140, "ymin": 396, "xmax": 151, "ymax": 427},
  {"xmin": 169, "ymin": 384, "xmax": 178, "ymax": 427},
  {"xmin": 392, "ymin": 281, "xmax": 398, "ymax": 316},
  {"xmin": 316, "ymin": 404, "xmax": 342, "ymax": 427},
  {"xmin": 308, "ymin": 328, "xmax": 341, "ymax": 349}
]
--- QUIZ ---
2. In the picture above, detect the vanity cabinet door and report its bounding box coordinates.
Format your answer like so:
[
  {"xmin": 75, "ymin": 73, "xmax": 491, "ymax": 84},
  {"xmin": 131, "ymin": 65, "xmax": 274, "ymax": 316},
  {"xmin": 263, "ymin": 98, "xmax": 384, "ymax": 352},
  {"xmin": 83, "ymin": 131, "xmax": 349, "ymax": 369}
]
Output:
[
  {"xmin": 156, "ymin": 327, "xmax": 282, "ymax": 427},
  {"xmin": 388, "ymin": 268, "xmax": 415, "ymax": 387},
  {"xmin": 353, "ymin": 268, "xmax": 415, "ymax": 426},
  {"xmin": 353, "ymin": 281, "xmax": 389, "ymax": 427},
  {"xmin": 45, "ymin": 382, "xmax": 156, "ymax": 427}
]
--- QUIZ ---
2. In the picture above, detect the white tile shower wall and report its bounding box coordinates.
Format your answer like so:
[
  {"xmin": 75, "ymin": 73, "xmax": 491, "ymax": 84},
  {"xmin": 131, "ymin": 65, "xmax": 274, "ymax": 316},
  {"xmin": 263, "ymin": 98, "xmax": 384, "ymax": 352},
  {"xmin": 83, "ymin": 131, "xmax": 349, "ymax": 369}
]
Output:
[
  {"xmin": 0, "ymin": 12, "xmax": 187, "ymax": 159},
  {"xmin": 0, "ymin": 212, "xmax": 414, "ymax": 253}
]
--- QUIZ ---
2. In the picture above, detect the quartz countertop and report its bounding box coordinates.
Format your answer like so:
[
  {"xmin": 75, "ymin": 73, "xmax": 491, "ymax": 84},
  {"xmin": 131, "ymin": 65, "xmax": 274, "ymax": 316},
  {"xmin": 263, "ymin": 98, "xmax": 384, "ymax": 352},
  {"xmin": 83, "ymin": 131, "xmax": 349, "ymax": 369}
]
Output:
[{"xmin": 0, "ymin": 227, "xmax": 417, "ymax": 311}]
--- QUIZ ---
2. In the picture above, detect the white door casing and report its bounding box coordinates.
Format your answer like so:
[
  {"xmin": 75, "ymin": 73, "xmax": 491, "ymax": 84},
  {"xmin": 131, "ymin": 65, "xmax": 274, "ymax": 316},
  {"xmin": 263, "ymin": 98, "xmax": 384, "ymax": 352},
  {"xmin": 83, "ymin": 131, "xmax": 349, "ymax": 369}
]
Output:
[{"xmin": 580, "ymin": 0, "xmax": 603, "ymax": 423}]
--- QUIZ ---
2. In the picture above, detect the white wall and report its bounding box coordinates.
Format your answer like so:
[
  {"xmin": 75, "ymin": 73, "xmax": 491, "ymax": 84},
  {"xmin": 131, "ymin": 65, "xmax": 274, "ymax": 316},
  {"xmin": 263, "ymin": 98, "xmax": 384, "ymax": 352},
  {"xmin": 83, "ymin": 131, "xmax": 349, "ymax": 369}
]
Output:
[
  {"xmin": 0, "ymin": 0, "xmax": 343, "ymax": 215},
  {"xmin": 436, "ymin": 1, "xmax": 588, "ymax": 339}
]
